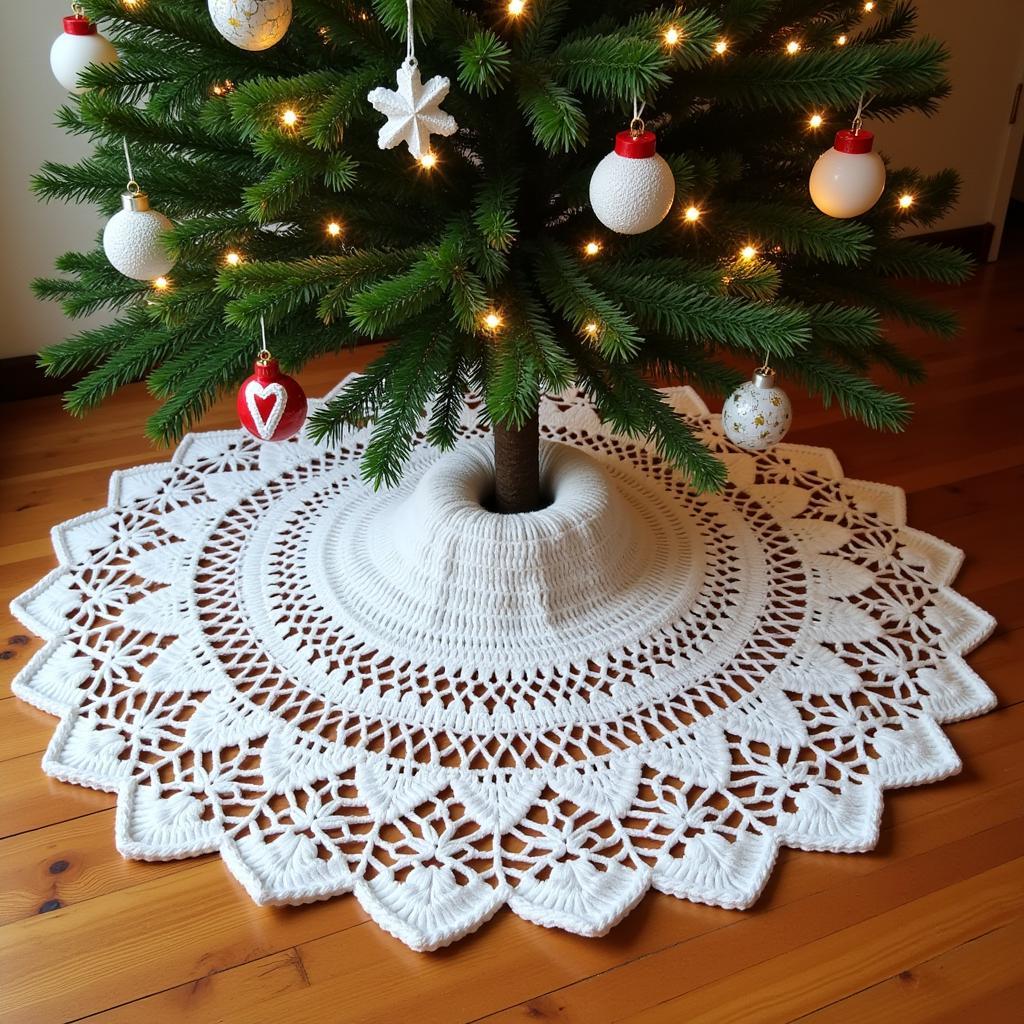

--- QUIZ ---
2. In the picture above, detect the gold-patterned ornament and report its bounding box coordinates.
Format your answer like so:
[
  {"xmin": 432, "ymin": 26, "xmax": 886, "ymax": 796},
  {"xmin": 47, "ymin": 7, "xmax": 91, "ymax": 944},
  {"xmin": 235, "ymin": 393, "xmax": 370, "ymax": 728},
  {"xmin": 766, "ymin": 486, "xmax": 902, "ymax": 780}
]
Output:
[
  {"xmin": 722, "ymin": 366, "xmax": 792, "ymax": 451},
  {"xmin": 207, "ymin": 0, "xmax": 292, "ymax": 51}
]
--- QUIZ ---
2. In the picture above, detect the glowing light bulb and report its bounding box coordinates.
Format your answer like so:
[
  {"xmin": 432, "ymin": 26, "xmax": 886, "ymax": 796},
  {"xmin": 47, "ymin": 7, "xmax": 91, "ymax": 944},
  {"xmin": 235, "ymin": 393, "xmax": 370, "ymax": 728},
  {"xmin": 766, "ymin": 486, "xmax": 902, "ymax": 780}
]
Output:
[
  {"xmin": 326, "ymin": 221, "xmax": 342, "ymax": 237},
  {"xmin": 808, "ymin": 113, "xmax": 824, "ymax": 129},
  {"xmin": 786, "ymin": 40, "xmax": 801, "ymax": 55},
  {"xmin": 507, "ymin": 0, "xmax": 526, "ymax": 15},
  {"xmin": 280, "ymin": 108, "xmax": 299, "ymax": 128},
  {"xmin": 684, "ymin": 206, "xmax": 701, "ymax": 222},
  {"xmin": 152, "ymin": 276, "xmax": 169, "ymax": 291},
  {"xmin": 898, "ymin": 193, "xmax": 915, "ymax": 209},
  {"xmin": 419, "ymin": 152, "xmax": 437, "ymax": 170},
  {"xmin": 836, "ymin": 34, "xmax": 848, "ymax": 46},
  {"xmin": 224, "ymin": 251, "xmax": 241, "ymax": 266},
  {"xmin": 583, "ymin": 322, "xmax": 599, "ymax": 336},
  {"xmin": 664, "ymin": 27, "xmax": 680, "ymax": 47},
  {"xmin": 714, "ymin": 39, "xmax": 728, "ymax": 55},
  {"xmin": 483, "ymin": 310, "xmax": 503, "ymax": 332},
  {"xmin": 864, "ymin": 1, "xmax": 875, "ymax": 11},
  {"xmin": 583, "ymin": 240, "xmax": 602, "ymax": 256},
  {"xmin": 739, "ymin": 245, "xmax": 757, "ymax": 261}
]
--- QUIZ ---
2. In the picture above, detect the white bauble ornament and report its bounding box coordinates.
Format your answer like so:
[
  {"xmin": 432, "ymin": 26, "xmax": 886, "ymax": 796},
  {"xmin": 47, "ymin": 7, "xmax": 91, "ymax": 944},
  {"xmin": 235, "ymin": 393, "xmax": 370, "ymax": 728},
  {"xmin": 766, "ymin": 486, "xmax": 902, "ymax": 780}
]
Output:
[
  {"xmin": 722, "ymin": 368, "xmax": 792, "ymax": 451},
  {"xmin": 208, "ymin": 0, "xmax": 292, "ymax": 52},
  {"xmin": 589, "ymin": 129, "xmax": 676, "ymax": 235},
  {"xmin": 367, "ymin": 57, "xmax": 458, "ymax": 160},
  {"xmin": 102, "ymin": 191, "xmax": 175, "ymax": 281},
  {"xmin": 809, "ymin": 129, "xmax": 886, "ymax": 219},
  {"xmin": 50, "ymin": 14, "xmax": 119, "ymax": 94}
]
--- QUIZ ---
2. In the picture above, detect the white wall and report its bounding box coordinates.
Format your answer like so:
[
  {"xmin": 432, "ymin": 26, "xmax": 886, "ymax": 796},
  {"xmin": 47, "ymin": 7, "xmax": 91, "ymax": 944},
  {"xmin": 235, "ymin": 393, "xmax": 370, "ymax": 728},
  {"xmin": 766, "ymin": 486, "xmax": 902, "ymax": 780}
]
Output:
[
  {"xmin": 880, "ymin": 0, "xmax": 1024, "ymax": 246},
  {"xmin": 1, "ymin": 5, "xmax": 110, "ymax": 360},
  {"xmin": 2, "ymin": 2, "xmax": 1023, "ymax": 361}
]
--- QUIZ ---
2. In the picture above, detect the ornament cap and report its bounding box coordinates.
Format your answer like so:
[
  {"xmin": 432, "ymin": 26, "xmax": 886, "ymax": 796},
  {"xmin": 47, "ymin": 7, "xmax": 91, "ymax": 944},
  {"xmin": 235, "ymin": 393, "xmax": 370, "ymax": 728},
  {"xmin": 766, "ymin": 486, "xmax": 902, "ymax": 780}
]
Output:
[
  {"xmin": 120, "ymin": 190, "xmax": 151, "ymax": 213},
  {"xmin": 62, "ymin": 14, "xmax": 97, "ymax": 35},
  {"xmin": 753, "ymin": 367, "xmax": 777, "ymax": 389},
  {"xmin": 614, "ymin": 129, "xmax": 657, "ymax": 159},
  {"xmin": 254, "ymin": 357, "xmax": 280, "ymax": 382},
  {"xmin": 833, "ymin": 129, "xmax": 874, "ymax": 155}
]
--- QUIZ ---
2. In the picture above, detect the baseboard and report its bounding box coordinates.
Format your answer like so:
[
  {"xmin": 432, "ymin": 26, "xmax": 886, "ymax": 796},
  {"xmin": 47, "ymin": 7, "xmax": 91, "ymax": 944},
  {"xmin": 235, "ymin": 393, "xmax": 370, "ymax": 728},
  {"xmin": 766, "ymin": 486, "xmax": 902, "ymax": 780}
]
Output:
[
  {"xmin": 908, "ymin": 222, "xmax": 996, "ymax": 261},
  {"xmin": 8, "ymin": 354, "xmax": 81, "ymax": 403}
]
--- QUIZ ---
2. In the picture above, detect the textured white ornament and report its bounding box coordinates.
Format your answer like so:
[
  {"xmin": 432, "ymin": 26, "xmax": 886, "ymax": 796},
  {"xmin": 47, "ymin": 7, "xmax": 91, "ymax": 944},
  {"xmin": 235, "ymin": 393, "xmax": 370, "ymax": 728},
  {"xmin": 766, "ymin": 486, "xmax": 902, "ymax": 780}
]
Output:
[
  {"xmin": 10, "ymin": 381, "xmax": 996, "ymax": 951},
  {"xmin": 589, "ymin": 130, "xmax": 676, "ymax": 235},
  {"xmin": 367, "ymin": 57, "xmax": 458, "ymax": 160},
  {"xmin": 50, "ymin": 15, "xmax": 119, "ymax": 94},
  {"xmin": 102, "ymin": 192, "xmax": 175, "ymax": 281},
  {"xmin": 809, "ymin": 128, "xmax": 886, "ymax": 219},
  {"xmin": 207, "ymin": 0, "xmax": 292, "ymax": 51},
  {"xmin": 722, "ymin": 368, "xmax": 792, "ymax": 450}
]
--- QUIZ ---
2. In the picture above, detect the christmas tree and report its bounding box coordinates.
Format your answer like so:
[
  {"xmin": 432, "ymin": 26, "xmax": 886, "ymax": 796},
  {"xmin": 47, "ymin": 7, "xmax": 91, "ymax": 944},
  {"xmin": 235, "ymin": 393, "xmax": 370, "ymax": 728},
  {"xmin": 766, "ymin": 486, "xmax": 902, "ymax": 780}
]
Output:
[{"xmin": 35, "ymin": 0, "xmax": 967, "ymax": 512}]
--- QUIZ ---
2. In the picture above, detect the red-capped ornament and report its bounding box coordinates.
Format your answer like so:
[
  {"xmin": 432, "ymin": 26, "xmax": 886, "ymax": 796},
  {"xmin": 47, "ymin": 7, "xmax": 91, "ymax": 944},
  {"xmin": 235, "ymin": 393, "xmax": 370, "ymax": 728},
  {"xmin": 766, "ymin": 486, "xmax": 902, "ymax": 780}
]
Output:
[
  {"xmin": 50, "ymin": 9, "xmax": 119, "ymax": 93},
  {"xmin": 237, "ymin": 355, "xmax": 307, "ymax": 442},
  {"xmin": 589, "ymin": 121, "xmax": 676, "ymax": 234},
  {"xmin": 809, "ymin": 128, "xmax": 886, "ymax": 219}
]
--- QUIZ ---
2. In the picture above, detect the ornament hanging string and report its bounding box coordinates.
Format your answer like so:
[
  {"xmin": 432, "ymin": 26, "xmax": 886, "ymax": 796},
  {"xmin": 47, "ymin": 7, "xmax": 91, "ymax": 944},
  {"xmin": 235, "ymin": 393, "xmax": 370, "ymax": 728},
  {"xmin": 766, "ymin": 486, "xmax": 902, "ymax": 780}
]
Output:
[
  {"xmin": 122, "ymin": 138, "xmax": 140, "ymax": 195},
  {"xmin": 258, "ymin": 315, "xmax": 271, "ymax": 363},
  {"xmin": 405, "ymin": 0, "xmax": 416, "ymax": 65},
  {"xmin": 631, "ymin": 96, "xmax": 647, "ymax": 136},
  {"xmin": 851, "ymin": 92, "xmax": 876, "ymax": 135}
]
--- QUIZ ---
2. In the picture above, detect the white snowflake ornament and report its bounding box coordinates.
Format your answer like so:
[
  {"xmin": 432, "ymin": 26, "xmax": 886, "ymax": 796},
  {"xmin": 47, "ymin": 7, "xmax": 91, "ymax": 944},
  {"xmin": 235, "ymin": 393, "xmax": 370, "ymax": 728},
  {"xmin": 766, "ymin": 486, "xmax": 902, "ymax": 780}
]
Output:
[{"xmin": 367, "ymin": 57, "xmax": 457, "ymax": 160}]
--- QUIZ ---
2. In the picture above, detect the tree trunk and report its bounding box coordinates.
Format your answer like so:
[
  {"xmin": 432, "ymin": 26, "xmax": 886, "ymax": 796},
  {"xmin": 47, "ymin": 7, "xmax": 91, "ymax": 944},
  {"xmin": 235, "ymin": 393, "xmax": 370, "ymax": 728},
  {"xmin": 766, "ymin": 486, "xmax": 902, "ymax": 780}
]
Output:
[{"xmin": 492, "ymin": 407, "xmax": 543, "ymax": 514}]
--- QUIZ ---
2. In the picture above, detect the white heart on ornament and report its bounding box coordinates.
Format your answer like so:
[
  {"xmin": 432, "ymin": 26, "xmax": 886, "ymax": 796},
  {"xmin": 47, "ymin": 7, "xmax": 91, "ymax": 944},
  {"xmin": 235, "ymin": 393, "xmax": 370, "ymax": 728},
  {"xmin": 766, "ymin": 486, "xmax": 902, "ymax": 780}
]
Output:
[{"xmin": 245, "ymin": 382, "xmax": 287, "ymax": 440}]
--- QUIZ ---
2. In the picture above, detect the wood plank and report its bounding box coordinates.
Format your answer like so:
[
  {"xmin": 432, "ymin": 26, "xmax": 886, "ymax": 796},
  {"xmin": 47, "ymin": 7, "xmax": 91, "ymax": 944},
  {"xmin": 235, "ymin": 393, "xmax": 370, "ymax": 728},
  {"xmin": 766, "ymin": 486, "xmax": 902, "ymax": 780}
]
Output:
[{"xmin": 797, "ymin": 917, "xmax": 1024, "ymax": 1024}]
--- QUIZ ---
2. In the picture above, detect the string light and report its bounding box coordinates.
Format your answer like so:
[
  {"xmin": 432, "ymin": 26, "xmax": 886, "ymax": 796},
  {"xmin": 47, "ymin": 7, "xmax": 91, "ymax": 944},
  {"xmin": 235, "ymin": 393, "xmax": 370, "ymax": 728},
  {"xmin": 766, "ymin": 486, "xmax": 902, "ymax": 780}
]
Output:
[
  {"xmin": 739, "ymin": 245, "xmax": 758, "ymax": 261},
  {"xmin": 664, "ymin": 26, "xmax": 681, "ymax": 47},
  {"xmin": 418, "ymin": 152, "xmax": 438, "ymax": 170},
  {"xmin": 898, "ymin": 193, "xmax": 915, "ymax": 210},
  {"xmin": 808, "ymin": 113, "xmax": 824, "ymax": 129},
  {"xmin": 583, "ymin": 240, "xmax": 602, "ymax": 256},
  {"xmin": 211, "ymin": 80, "xmax": 234, "ymax": 96},
  {"xmin": 326, "ymin": 221, "xmax": 342, "ymax": 237},
  {"xmin": 152, "ymin": 276, "xmax": 170, "ymax": 291},
  {"xmin": 714, "ymin": 39, "xmax": 728, "ymax": 55},
  {"xmin": 785, "ymin": 40, "xmax": 801, "ymax": 55},
  {"xmin": 583, "ymin": 322, "xmax": 599, "ymax": 337},
  {"xmin": 280, "ymin": 108, "xmax": 299, "ymax": 128},
  {"xmin": 507, "ymin": 0, "xmax": 526, "ymax": 15},
  {"xmin": 224, "ymin": 251, "xmax": 242, "ymax": 266},
  {"xmin": 684, "ymin": 206, "xmax": 701, "ymax": 222},
  {"xmin": 122, "ymin": 0, "xmax": 142, "ymax": 7},
  {"xmin": 836, "ymin": 34, "xmax": 848, "ymax": 46},
  {"xmin": 864, "ymin": 1, "xmax": 875, "ymax": 11},
  {"xmin": 482, "ymin": 310, "xmax": 504, "ymax": 332}
]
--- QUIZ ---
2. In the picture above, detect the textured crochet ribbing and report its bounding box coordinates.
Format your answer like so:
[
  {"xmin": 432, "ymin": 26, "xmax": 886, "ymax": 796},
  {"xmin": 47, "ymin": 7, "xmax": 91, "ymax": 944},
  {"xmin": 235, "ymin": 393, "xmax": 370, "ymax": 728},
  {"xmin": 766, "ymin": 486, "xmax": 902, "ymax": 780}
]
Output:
[{"xmin": 10, "ymin": 382, "xmax": 996, "ymax": 951}]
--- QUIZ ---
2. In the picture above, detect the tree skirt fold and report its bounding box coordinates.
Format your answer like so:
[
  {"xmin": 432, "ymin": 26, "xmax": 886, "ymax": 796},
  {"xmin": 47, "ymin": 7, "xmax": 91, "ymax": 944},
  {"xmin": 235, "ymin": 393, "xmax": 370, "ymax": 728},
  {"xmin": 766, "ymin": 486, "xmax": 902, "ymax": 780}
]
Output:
[{"xmin": 11, "ymin": 382, "xmax": 996, "ymax": 951}]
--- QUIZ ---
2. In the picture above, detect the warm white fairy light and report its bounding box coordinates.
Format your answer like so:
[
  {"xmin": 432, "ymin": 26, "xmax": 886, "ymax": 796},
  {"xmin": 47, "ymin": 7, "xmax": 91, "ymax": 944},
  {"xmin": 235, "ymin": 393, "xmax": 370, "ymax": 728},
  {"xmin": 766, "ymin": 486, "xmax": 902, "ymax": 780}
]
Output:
[
  {"xmin": 864, "ymin": 1, "xmax": 875, "ymax": 11},
  {"xmin": 664, "ymin": 26, "xmax": 681, "ymax": 47},
  {"xmin": 152, "ymin": 276, "xmax": 170, "ymax": 291},
  {"xmin": 419, "ymin": 152, "xmax": 438, "ymax": 170},
  {"xmin": 583, "ymin": 240, "xmax": 602, "ymax": 256},
  {"xmin": 280, "ymin": 108, "xmax": 299, "ymax": 128},
  {"xmin": 684, "ymin": 205, "xmax": 701, "ymax": 222},
  {"xmin": 786, "ymin": 40, "xmax": 801, "ymax": 55},
  {"xmin": 739, "ymin": 245, "xmax": 758, "ymax": 261},
  {"xmin": 507, "ymin": 0, "xmax": 526, "ymax": 16},
  {"xmin": 836, "ymin": 34, "xmax": 848, "ymax": 46},
  {"xmin": 898, "ymin": 193, "xmax": 915, "ymax": 210},
  {"xmin": 224, "ymin": 250, "xmax": 242, "ymax": 266},
  {"xmin": 808, "ymin": 113, "xmax": 824, "ymax": 129},
  {"xmin": 326, "ymin": 221, "xmax": 342, "ymax": 237},
  {"xmin": 583, "ymin": 321, "xmax": 599, "ymax": 337},
  {"xmin": 714, "ymin": 39, "xmax": 728, "ymax": 55},
  {"xmin": 483, "ymin": 310, "xmax": 504, "ymax": 332}
]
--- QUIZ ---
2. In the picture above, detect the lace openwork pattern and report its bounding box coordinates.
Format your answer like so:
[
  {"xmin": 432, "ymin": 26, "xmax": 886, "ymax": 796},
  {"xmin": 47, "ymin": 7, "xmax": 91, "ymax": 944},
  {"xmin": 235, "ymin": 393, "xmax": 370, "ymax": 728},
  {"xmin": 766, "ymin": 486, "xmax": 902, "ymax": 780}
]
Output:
[{"xmin": 11, "ymin": 382, "xmax": 996, "ymax": 950}]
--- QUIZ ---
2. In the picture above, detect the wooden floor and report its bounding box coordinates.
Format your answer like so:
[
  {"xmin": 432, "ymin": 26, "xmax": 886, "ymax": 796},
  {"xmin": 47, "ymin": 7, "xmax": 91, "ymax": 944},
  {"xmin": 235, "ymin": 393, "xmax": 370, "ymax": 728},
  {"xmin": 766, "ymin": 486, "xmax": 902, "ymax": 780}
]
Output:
[{"xmin": 2, "ymin": 242, "xmax": 1023, "ymax": 1024}]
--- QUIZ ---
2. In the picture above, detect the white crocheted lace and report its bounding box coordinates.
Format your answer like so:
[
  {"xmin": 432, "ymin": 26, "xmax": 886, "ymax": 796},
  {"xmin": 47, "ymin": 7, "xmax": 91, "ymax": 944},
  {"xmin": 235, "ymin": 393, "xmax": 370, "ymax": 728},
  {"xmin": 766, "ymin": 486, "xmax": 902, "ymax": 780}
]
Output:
[{"xmin": 11, "ymin": 382, "xmax": 996, "ymax": 951}]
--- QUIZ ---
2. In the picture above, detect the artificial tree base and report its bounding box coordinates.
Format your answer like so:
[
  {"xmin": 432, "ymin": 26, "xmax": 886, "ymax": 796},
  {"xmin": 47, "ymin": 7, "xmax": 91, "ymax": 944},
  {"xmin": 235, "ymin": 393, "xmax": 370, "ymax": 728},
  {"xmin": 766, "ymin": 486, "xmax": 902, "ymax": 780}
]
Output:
[{"xmin": 11, "ymin": 382, "xmax": 996, "ymax": 951}]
